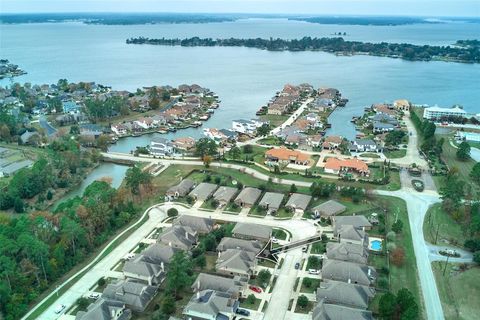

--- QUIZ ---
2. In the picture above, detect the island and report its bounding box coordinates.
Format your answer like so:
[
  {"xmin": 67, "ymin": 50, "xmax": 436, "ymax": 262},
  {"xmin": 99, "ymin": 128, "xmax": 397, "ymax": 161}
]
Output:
[
  {"xmin": 126, "ymin": 36, "xmax": 480, "ymax": 63},
  {"xmin": 0, "ymin": 59, "xmax": 26, "ymax": 79}
]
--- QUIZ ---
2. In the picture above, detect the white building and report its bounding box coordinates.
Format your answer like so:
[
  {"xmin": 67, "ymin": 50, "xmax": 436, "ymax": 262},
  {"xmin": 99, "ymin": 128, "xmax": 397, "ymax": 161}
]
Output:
[
  {"xmin": 231, "ymin": 119, "xmax": 266, "ymax": 135},
  {"xmin": 423, "ymin": 106, "xmax": 473, "ymax": 120},
  {"xmin": 150, "ymin": 138, "xmax": 174, "ymax": 156}
]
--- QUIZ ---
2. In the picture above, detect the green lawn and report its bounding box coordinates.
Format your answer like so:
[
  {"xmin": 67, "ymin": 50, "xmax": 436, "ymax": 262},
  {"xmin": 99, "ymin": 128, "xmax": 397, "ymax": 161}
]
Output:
[
  {"xmin": 258, "ymin": 136, "xmax": 282, "ymax": 145},
  {"xmin": 310, "ymin": 241, "xmax": 326, "ymax": 254},
  {"xmin": 240, "ymin": 296, "xmax": 262, "ymax": 310},
  {"xmin": 300, "ymin": 278, "xmax": 321, "ymax": 293},
  {"xmin": 275, "ymin": 208, "xmax": 294, "ymax": 219},
  {"xmin": 423, "ymin": 203, "xmax": 467, "ymax": 247},
  {"xmin": 272, "ymin": 228, "xmax": 289, "ymax": 240},
  {"xmin": 294, "ymin": 300, "xmax": 315, "ymax": 314},
  {"xmin": 248, "ymin": 205, "xmax": 268, "ymax": 217},
  {"xmin": 432, "ymin": 263, "xmax": 480, "ymax": 320},
  {"xmin": 260, "ymin": 114, "xmax": 289, "ymax": 127},
  {"xmin": 360, "ymin": 153, "xmax": 381, "ymax": 158},
  {"xmin": 384, "ymin": 149, "xmax": 407, "ymax": 159}
]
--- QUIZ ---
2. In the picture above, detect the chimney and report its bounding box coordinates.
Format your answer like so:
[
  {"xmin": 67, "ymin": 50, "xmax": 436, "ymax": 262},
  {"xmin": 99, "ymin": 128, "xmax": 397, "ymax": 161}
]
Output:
[
  {"xmin": 196, "ymin": 291, "xmax": 200, "ymax": 299},
  {"xmin": 185, "ymin": 231, "xmax": 189, "ymax": 239},
  {"xmin": 197, "ymin": 278, "xmax": 201, "ymax": 289},
  {"xmin": 161, "ymin": 261, "xmax": 165, "ymax": 271},
  {"xmin": 111, "ymin": 309, "xmax": 116, "ymax": 318},
  {"xmin": 168, "ymin": 241, "xmax": 172, "ymax": 247}
]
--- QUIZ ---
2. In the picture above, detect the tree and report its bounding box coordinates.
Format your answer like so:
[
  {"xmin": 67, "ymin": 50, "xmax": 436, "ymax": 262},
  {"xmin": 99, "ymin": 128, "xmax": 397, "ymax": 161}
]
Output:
[
  {"xmin": 307, "ymin": 256, "xmax": 321, "ymax": 270},
  {"xmin": 203, "ymin": 155, "xmax": 212, "ymax": 168},
  {"xmin": 96, "ymin": 134, "xmax": 112, "ymax": 151},
  {"xmin": 97, "ymin": 277, "xmax": 106, "ymax": 287},
  {"xmin": 456, "ymin": 141, "xmax": 471, "ymax": 160},
  {"xmin": 194, "ymin": 138, "xmax": 217, "ymax": 157},
  {"xmin": 396, "ymin": 288, "xmax": 418, "ymax": 317},
  {"xmin": 392, "ymin": 219, "xmax": 403, "ymax": 233},
  {"xmin": 422, "ymin": 121, "xmax": 436, "ymax": 139},
  {"xmin": 243, "ymin": 144, "xmax": 253, "ymax": 154},
  {"xmin": 0, "ymin": 124, "xmax": 11, "ymax": 141},
  {"xmin": 166, "ymin": 251, "xmax": 192, "ymax": 297},
  {"xmin": 228, "ymin": 146, "xmax": 241, "ymax": 160},
  {"xmin": 379, "ymin": 292, "xmax": 397, "ymax": 318},
  {"xmin": 77, "ymin": 297, "xmax": 90, "ymax": 310},
  {"xmin": 246, "ymin": 294, "xmax": 256, "ymax": 305},
  {"xmin": 13, "ymin": 197, "xmax": 24, "ymax": 213},
  {"xmin": 473, "ymin": 251, "xmax": 480, "ymax": 264},
  {"xmin": 161, "ymin": 295, "xmax": 176, "ymax": 315},
  {"xmin": 256, "ymin": 269, "xmax": 271, "ymax": 287},
  {"xmin": 391, "ymin": 247, "xmax": 405, "ymax": 266},
  {"xmin": 167, "ymin": 208, "xmax": 178, "ymax": 217},
  {"xmin": 125, "ymin": 165, "xmax": 153, "ymax": 195},
  {"xmin": 385, "ymin": 130, "xmax": 406, "ymax": 146},
  {"xmin": 471, "ymin": 163, "xmax": 480, "ymax": 184},
  {"xmin": 297, "ymin": 295, "xmax": 309, "ymax": 309},
  {"xmin": 303, "ymin": 277, "xmax": 312, "ymax": 288},
  {"xmin": 256, "ymin": 124, "xmax": 271, "ymax": 136},
  {"xmin": 290, "ymin": 184, "xmax": 297, "ymax": 193}
]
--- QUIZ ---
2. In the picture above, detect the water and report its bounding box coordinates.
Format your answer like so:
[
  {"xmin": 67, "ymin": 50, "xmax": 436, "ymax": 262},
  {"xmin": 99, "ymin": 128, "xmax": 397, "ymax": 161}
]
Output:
[
  {"xmin": 54, "ymin": 163, "xmax": 129, "ymax": 207},
  {"xmin": 1, "ymin": 19, "xmax": 479, "ymax": 154}
]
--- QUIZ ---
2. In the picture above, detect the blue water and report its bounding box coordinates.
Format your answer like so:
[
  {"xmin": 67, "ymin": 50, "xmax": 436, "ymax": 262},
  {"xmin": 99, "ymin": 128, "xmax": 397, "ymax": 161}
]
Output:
[
  {"xmin": 1, "ymin": 19, "xmax": 479, "ymax": 153},
  {"xmin": 371, "ymin": 240, "xmax": 383, "ymax": 251}
]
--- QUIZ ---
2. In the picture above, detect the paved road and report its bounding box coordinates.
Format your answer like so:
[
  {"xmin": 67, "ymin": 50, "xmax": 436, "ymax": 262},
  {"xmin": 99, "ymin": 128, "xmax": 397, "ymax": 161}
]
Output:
[
  {"xmin": 376, "ymin": 189, "xmax": 443, "ymax": 320},
  {"xmin": 390, "ymin": 113, "xmax": 428, "ymax": 168},
  {"xmin": 39, "ymin": 115, "xmax": 58, "ymax": 136},
  {"xmin": 427, "ymin": 243, "xmax": 474, "ymax": 263}
]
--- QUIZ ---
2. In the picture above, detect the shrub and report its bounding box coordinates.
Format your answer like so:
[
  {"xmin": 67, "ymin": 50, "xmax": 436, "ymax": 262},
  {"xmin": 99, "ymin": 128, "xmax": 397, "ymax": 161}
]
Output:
[
  {"xmin": 387, "ymin": 231, "xmax": 396, "ymax": 241},
  {"xmin": 97, "ymin": 277, "xmax": 106, "ymax": 287},
  {"xmin": 303, "ymin": 278, "xmax": 312, "ymax": 288},
  {"xmin": 392, "ymin": 220, "xmax": 403, "ymax": 233},
  {"xmin": 167, "ymin": 208, "xmax": 178, "ymax": 217},
  {"xmin": 297, "ymin": 295, "xmax": 309, "ymax": 308},
  {"xmin": 246, "ymin": 294, "xmax": 256, "ymax": 304},
  {"xmin": 378, "ymin": 276, "xmax": 389, "ymax": 289},
  {"xmin": 386, "ymin": 242, "xmax": 397, "ymax": 251},
  {"xmin": 77, "ymin": 297, "xmax": 90, "ymax": 309}
]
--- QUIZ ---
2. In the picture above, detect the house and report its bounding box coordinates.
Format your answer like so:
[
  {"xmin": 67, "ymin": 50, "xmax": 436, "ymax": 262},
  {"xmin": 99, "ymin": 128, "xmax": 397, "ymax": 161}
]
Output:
[
  {"xmin": 122, "ymin": 255, "xmax": 165, "ymax": 285},
  {"xmin": 159, "ymin": 225, "xmax": 197, "ymax": 250},
  {"xmin": 166, "ymin": 179, "xmax": 195, "ymax": 199},
  {"xmin": 333, "ymin": 216, "xmax": 372, "ymax": 232},
  {"xmin": 326, "ymin": 242, "xmax": 369, "ymax": 265},
  {"xmin": 174, "ymin": 215, "xmax": 214, "ymax": 234},
  {"xmin": 19, "ymin": 131, "xmax": 41, "ymax": 145},
  {"xmin": 394, "ymin": 99, "xmax": 411, "ymax": 111},
  {"xmin": 310, "ymin": 97, "xmax": 334, "ymax": 112},
  {"xmin": 172, "ymin": 137, "xmax": 196, "ymax": 151},
  {"xmin": 212, "ymin": 186, "xmax": 238, "ymax": 208},
  {"xmin": 217, "ymin": 237, "xmax": 263, "ymax": 254},
  {"xmin": 316, "ymin": 280, "xmax": 375, "ymax": 309},
  {"xmin": 258, "ymin": 192, "xmax": 285, "ymax": 214},
  {"xmin": 80, "ymin": 124, "xmax": 104, "ymax": 139},
  {"xmin": 232, "ymin": 222, "xmax": 272, "ymax": 242},
  {"xmin": 308, "ymin": 134, "xmax": 323, "ymax": 148},
  {"xmin": 423, "ymin": 105, "xmax": 473, "ymax": 120},
  {"xmin": 189, "ymin": 183, "xmax": 218, "ymax": 201},
  {"xmin": 350, "ymin": 139, "xmax": 380, "ymax": 153},
  {"xmin": 324, "ymin": 158, "xmax": 370, "ymax": 176},
  {"xmin": 312, "ymin": 299, "xmax": 373, "ymax": 320},
  {"xmin": 322, "ymin": 136, "xmax": 343, "ymax": 150},
  {"xmin": 183, "ymin": 289, "xmax": 239, "ymax": 320},
  {"xmin": 373, "ymin": 121, "xmax": 395, "ymax": 133},
  {"xmin": 150, "ymin": 137, "xmax": 175, "ymax": 156},
  {"xmin": 372, "ymin": 103, "xmax": 396, "ymax": 117},
  {"xmin": 321, "ymin": 259, "xmax": 376, "ymax": 286},
  {"xmin": 141, "ymin": 243, "xmax": 178, "ymax": 265},
  {"xmin": 111, "ymin": 124, "xmax": 128, "ymax": 136},
  {"xmin": 284, "ymin": 133, "xmax": 308, "ymax": 146},
  {"xmin": 311, "ymin": 200, "xmax": 347, "ymax": 219},
  {"xmin": 231, "ymin": 119, "xmax": 266, "ymax": 135},
  {"xmin": 102, "ymin": 280, "xmax": 158, "ymax": 312},
  {"xmin": 285, "ymin": 193, "xmax": 312, "ymax": 214},
  {"xmin": 62, "ymin": 100, "xmax": 81, "ymax": 114},
  {"xmin": 265, "ymin": 147, "xmax": 310, "ymax": 166},
  {"xmin": 234, "ymin": 187, "xmax": 262, "ymax": 208},
  {"xmin": 335, "ymin": 225, "xmax": 368, "ymax": 246},
  {"xmin": 75, "ymin": 298, "xmax": 132, "ymax": 320},
  {"xmin": 135, "ymin": 117, "xmax": 154, "ymax": 129},
  {"xmin": 216, "ymin": 249, "xmax": 257, "ymax": 277},
  {"xmin": 192, "ymin": 273, "xmax": 248, "ymax": 299}
]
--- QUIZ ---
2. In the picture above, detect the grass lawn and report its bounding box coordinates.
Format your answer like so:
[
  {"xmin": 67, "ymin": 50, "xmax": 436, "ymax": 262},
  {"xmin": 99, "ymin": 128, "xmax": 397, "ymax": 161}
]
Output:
[
  {"xmin": 204, "ymin": 253, "xmax": 217, "ymax": 272},
  {"xmin": 260, "ymin": 114, "xmax": 289, "ymax": 127},
  {"xmin": 240, "ymin": 296, "xmax": 262, "ymax": 310},
  {"xmin": 360, "ymin": 153, "xmax": 381, "ymax": 158},
  {"xmin": 423, "ymin": 203, "xmax": 467, "ymax": 247},
  {"xmin": 275, "ymin": 208, "xmax": 294, "ymax": 219},
  {"xmin": 311, "ymin": 241, "xmax": 327, "ymax": 254},
  {"xmin": 272, "ymin": 228, "xmax": 289, "ymax": 240},
  {"xmin": 294, "ymin": 300, "xmax": 314, "ymax": 314},
  {"xmin": 200, "ymin": 198, "xmax": 218, "ymax": 210},
  {"xmin": 258, "ymin": 259, "xmax": 277, "ymax": 268},
  {"xmin": 248, "ymin": 205, "xmax": 268, "ymax": 217},
  {"xmin": 384, "ymin": 149, "xmax": 407, "ymax": 159},
  {"xmin": 152, "ymin": 164, "xmax": 198, "ymax": 195},
  {"xmin": 300, "ymin": 278, "xmax": 321, "ymax": 293},
  {"xmin": 224, "ymin": 202, "xmax": 242, "ymax": 213},
  {"xmin": 258, "ymin": 136, "xmax": 282, "ymax": 145},
  {"xmin": 432, "ymin": 263, "xmax": 480, "ymax": 320}
]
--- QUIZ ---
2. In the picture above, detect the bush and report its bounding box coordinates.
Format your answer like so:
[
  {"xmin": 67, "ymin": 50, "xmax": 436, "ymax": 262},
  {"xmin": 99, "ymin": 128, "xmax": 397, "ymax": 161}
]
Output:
[
  {"xmin": 386, "ymin": 242, "xmax": 397, "ymax": 251},
  {"xmin": 14, "ymin": 197, "xmax": 25, "ymax": 213},
  {"xmin": 77, "ymin": 297, "xmax": 90, "ymax": 309},
  {"xmin": 256, "ymin": 269, "xmax": 272, "ymax": 288},
  {"xmin": 378, "ymin": 276, "xmax": 389, "ymax": 289},
  {"xmin": 303, "ymin": 278, "xmax": 312, "ymax": 288},
  {"xmin": 161, "ymin": 295, "xmax": 176, "ymax": 315},
  {"xmin": 473, "ymin": 251, "xmax": 480, "ymax": 264},
  {"xmin": 386, "ymin": 231, "xmax": 396, "ymax": 241},
  {"xmin": 392, "ymin": 220, "xmax": 403, "ymax": 233},
  {"xmin": 167, "ymin": 208, "xmax": 178, "ymax": 217},
  {"xmin": 97, "ymin": 277, "xmax": 106, "ymax": 287},
  {"xmin": 391, "ymin": 247, "xmax": 405, "ymax": 266},
  {"xmin": 246, "ymin": 294, "xmax": 256, "ymax": 304},
  {"xmin": 297, "ymin": 295, "xmax": 309, "ymax": 308}
]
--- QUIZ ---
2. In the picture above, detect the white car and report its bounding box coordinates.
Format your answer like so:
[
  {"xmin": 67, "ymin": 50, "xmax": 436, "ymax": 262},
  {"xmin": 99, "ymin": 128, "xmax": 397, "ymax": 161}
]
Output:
[
  {"xmin": 125, "ymin": 253, "xmax": 136, "ymax": 260},
  {"xmin": 54, "ymin": 304, "xmax": 66, "ymax": 314},
  {"xmin": 271, "ymin": 237, "xmax": 279, "ymax": 244},
  {"xmin": 89, "ymin": 292, "xmax": 100, "ymax": 300},
  {"xmin": 308, "ymin": 269, "xmax": 320, "ymax": 275}
]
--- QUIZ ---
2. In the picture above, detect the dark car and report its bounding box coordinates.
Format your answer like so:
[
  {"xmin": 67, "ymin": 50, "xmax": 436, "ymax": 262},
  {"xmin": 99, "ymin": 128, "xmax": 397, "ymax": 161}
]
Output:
[
  {"xmin": 295, "ymin": 262, "xmax": 300, "ymax": 269},
  {"xmin": 236, "ymin": 308, "xmax": 250, "ymax": 316}
]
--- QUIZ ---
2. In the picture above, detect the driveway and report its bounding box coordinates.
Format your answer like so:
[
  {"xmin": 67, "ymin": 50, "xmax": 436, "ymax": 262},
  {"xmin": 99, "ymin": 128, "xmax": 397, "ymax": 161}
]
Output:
[{"xmin": 427, "ymin": 243, "xmax": 474, "ymax": 263}]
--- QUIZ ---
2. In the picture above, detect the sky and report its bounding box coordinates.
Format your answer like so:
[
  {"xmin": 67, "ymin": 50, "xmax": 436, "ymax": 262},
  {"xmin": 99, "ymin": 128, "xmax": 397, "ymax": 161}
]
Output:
[{"xmin": 0, "ymin": 0, "xmax": 479, "ymax": 17}]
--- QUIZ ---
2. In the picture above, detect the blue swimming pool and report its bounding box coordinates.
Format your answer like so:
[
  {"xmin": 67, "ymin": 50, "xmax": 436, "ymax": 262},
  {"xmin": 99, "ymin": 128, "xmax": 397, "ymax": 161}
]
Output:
[{"xmin": 370, "ymin": 240, "xmax": 383, "ymax": 251}]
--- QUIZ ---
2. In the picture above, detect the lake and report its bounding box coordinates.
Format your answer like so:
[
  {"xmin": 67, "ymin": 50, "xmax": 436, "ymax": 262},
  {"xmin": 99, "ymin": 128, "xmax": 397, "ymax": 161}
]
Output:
[{"xmin": 1, "ymin": 18, "xmax": 479, "ymax": 153}]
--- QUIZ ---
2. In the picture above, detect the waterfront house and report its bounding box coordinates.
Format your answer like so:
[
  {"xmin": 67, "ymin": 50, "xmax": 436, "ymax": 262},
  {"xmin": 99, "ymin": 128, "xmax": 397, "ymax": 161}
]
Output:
[
  {"xmin": 234, "ymin": 187, "xmax": 262, "ymax": 208},
  {"xmin": 322, "ymin": 135, "xmax": 344, "ymax": 150},
  {"xmin": 285, "ymin": 193, "xmax": 312, "ymax": 214},
  {"xmin": 215, "ymin": 249, "xmax": 257, "ymax": 277},
  {"xmin": 311, "ymin": 200, "xmax": 347, "ymax": 219},
  {"xmin": 135, "ymin": 117, "xmax": 155, "ymax": 130},
  {"xmin": 111, "ymin": 124, "xmax": 128, "ymax": 136},
  {"xmin": 372, "ymin": 103, "xmax": 396, "ymax": 117},
  {"xmin": 75, "ymin": 298, "xmax": 132, "ymax": 320},
  {"xmin": 312, "ymin": 299, "xmax": 373, "ymax": 320},
  {"xmin": 394, "ymin": 99, "xmax": 411, "ymax": 111},
  {"xmin": 102, "ymin": 279, "xmax": 158, "ymax": 312},
  {"xmin": 373, "ymin": 121, "xmax": 396, "ymax": 133},
  {"xmin": 188, "ymin": 183, "xmax": 218, "ymax": 201},
  {"xmin": 191, "ymin": 273, "xmax": 248, "ymax": 299},
  {"xmin": 321, "ymin": 259, "xmax": 376, "ymax": 286},
  {"xmin": 173, "ymin": 215, "xmax": 214, "ymax": 234},
  {"xmin": 258, "ymin": 192, "xmax": 285, "ymax": 214},
  {"xmin": 183, "ymin": 290, "xmax": 239, "ymax": 320},
  {"xmin": 232, "ymin": 222, "xmax": 272, "ymax": 242},
  {"xmin": 166, "ymin": 179, "xmax": 195, "ymax": 199},
  {"xmin": 150, "ymin": 137, "xmax": 175, "ymax": 157},
  {"xmin": 349, "ymin": 139, "xmax": 380, "ymax": 153},
  {"xmin": 172, "ymin": 136, "xmax": 196, "ymax": 151},
  {"xmin": 265, "ymin": 147, "xmax": 310, "ymax": 166},
  {"xmin": 232, "ymin": 119, "xmax": 267, "ymax": 135},
  {"xmin": 212, "ymin": 186, "xmax": 238, "ymax": 208},
  {"xmin": 326, "ymin": 242, "xmax": 369, "ymax": 265}
]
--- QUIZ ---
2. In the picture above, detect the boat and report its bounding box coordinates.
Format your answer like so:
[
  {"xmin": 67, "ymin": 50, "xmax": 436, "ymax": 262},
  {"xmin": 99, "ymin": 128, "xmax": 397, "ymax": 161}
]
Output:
[
  {"xmin": 192, "ymin": 121, "xmax": 203, "ymax": 127},
  {"xmin": 158, "ymin": 129, "xmax": 168, "ymax": 134},
  {"xmin": 199, "ymin": 115, "xmax": 210, "ymax": 121}
]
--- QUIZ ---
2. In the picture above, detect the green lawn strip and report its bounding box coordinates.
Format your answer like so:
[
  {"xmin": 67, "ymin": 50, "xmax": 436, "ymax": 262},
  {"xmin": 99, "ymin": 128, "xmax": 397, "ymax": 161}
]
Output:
[
  {"xmin": 431, "ymin": 263, "xmax": 480, "ymax": 320},
  {"xmin": 260, "ymin": 114, "xmax": 290, "ymax": 127},
  {"xmin": 384, "ymin": 149, "xmax": 407, "ymax": 159},
  {"xmin": 423, "ymin": 203, "xmax": 467, "ymax": 247},
  {"xmin": 275, "ymin": 208, "xmax": 294, "ymax": 219},
  {"xmin": 240, "ymin": 296, "xmax": 262, "ymax": 310},
  {"xmin": 300, "ymin": 278, "xmax": 321, "ymax": 294},
  {"xmin": 272, "ymin": 228, "xmax": 288, "ymax": 240},
  {"xmin": 248, "ymin": 205, "xmax": 268, "ymax": 217},
  {"xmin": 310, "ymin": 242, "xmax": 326, "ymax": 254},
  {"xmin": 360, "ymin": 153, "xmax": 381, "ymax": 158},
  {"xmin": 25, "ymin": 213, "xmax": 150, "ymax": 320}
]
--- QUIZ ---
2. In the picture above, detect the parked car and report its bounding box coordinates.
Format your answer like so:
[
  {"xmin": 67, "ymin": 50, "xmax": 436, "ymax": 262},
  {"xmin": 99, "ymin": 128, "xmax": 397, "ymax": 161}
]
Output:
[
  {"xmin": 249, "ymin": 285, "xmax": 262, "ymax": 293},
  {"xmin": 295, "ymin": 262, "xmax": 300, "ymax": 269},
  {"xmin": 89, "ymin": 292, "xmax": 100, "ymax": 300},
  {"xmin": 236, "ymin": 308, "xmax": 250, "ymax": 316},
  {"xmin": 308, "ymin": 269, "xmax": 320, "ymax": 275},
  {"xmin": 302, "ymin": 246, "xmax": 308, "ymax": 252},
  {"xmin": 54, "ymin": 304, "xmax": 66, "ymax": 314},
  {"xmin": 271, "ymin": 237, "xmax": 279, "ymax": 244},
  {"xmin": 125, "ymin": 253, "xmax": 135, "ymax": 260}
]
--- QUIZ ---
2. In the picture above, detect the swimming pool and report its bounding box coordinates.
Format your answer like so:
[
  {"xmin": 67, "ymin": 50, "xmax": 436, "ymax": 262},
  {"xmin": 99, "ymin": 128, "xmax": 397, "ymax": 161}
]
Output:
[
  {"xmin": 370, "ymin": 239, "xmax": 383, "ymax": 251},
  {"xmin": 458, "ymin": 131, "xmax": 480, "ymax": 142}
]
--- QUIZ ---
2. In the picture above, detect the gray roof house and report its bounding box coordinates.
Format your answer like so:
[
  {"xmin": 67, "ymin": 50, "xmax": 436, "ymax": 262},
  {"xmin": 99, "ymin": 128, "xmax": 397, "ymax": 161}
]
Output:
[
  {"xmin": 232, "ymin": 222, "xmax": 272, "ymax": 242},
  {"xmin": 285, "ymin": 193, "xmax": 312, "ymax": 213},
  {"xmin": 212, "ymin": 186, "xmax": 238, "ymax": 208},
  {"xmin": 312, "ymin": 300, "xmax": 373, "ymax": 320},
  {"xmin": 216, "ymin": 237, "xmax": 263, "ymax": 254},
  {"xmin": 191, "ymin": 273, "xmax": 248, "ymax": 298},
  {"xmin": 142, "ymin": 243, "xmax": 178, "ymax": 265},
  {"xmin": 312, "ymin": 200, "xmax": 347, "ymax": 218},
  {"xmin": 189, "ymin": 182, "xmax": 218, "ymax": 201},
  {"xmin": 333, "ymin": 215, "xmax": 372, "ymax": 232},
  {"xmin": 326, "ymin": 242, "xmax": 369, "ymax": 265},
  {"xmin": 75, "ymin": 298, "xmax": 132, "ymax": 320},
  {"xmin": 216, "ymin": 249, "xmax": 257, "ymax": 277},
  {"xmin": 102, "ymin": 280, "xmax": 158, "ymax": 312},
  {"xmin": 234, "ymin": 187, "xmax": 262, "ymax": 208},
  {"xmin": 321, "ymin": 259, "xmax": 376, "ymax": 286},
  {"xmin": 316, "ymin": 280, "xmax": 375, "ymax": 309},
  {"xmin": 20, "ymin": 131, "xmax": 40, "ymax": 145},
  {"xmin": 166, "ymin": 179, "xmax": 195, "ymax": 198},
  {"xmin": 159, "ymin": 225, "xmax": 197, "ymax": 250},
  {"xmin": 174, "ymin": 215, "xmax": 214, "ymax": 234},
  {"xmin": 123, "ymin": 255, "xmax": 166, "ymax": 285},
  {"xmin": 183, "ymin": 290, "xmax": 239, "ymax": 320},
  {"xmin": 258, "ymin": 192, "xmax": 284, "ymax": 213},
  {"xmin": 336, "ymin": 225, "xmax": 368, "ymax": 246}
]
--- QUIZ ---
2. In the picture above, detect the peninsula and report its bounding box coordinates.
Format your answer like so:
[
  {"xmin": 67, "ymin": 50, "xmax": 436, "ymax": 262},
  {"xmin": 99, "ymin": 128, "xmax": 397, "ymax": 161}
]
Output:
[
  {"xmin": 126, "ymin": 36, "xmax": 480, "ymax": 63},
  {"xmin": 0, "ymin": 59, "xmax": 26, "ymax": 79}
]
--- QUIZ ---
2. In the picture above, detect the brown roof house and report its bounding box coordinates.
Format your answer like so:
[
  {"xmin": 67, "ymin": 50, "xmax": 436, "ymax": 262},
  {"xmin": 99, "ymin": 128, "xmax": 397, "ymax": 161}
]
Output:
[
  {"xmin": 326, "ymin": 242, "xmax": 369, "ymax": 265},
  {"xmin": 321, "ymin": 259, "xmax": 376, "ymax": 286},
  {"xmin": 232, "ymin": 222, "xmax": 272, "ymax": 242},
  {"xmin": 285, "ymin": 193, "xmax": 312, "ymax": 214},
  {"xmin": 316, "ymin": 280, "xmax": 375, "ymax": 310},
  {"xmin": 311, "ymin": 200, "xmax": 347, "ymax": 219},
  {"xmin": 191, "ymin": 273, "xmax": 248, "ymax": 299}
]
